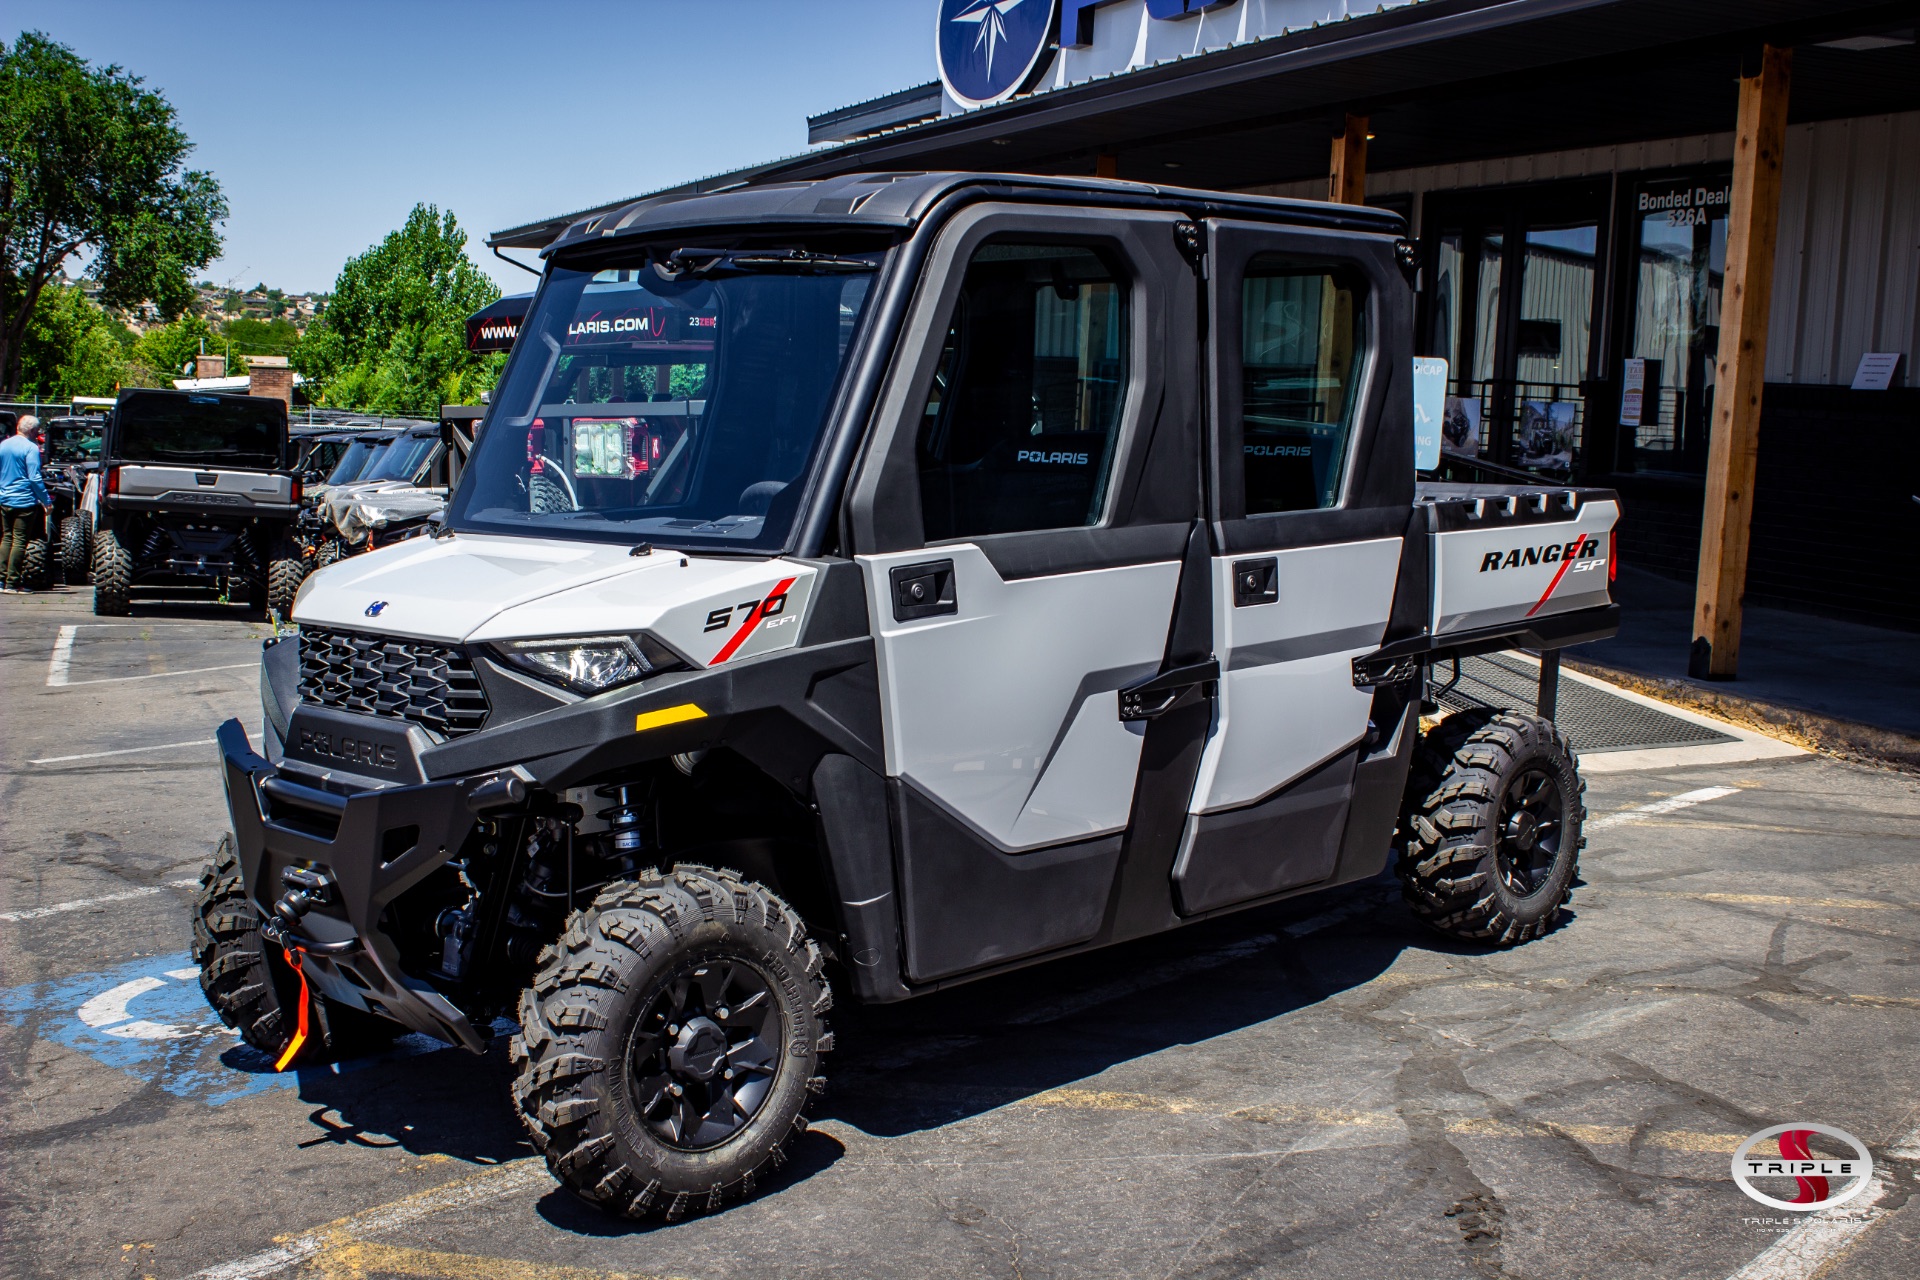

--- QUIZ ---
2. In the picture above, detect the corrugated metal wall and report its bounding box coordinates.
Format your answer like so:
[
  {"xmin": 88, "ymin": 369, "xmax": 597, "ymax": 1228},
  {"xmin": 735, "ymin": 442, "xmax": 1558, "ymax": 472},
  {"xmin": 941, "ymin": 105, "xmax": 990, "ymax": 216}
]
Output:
[{"xmin": 1243, "ymin": 110, "xmax": 1920, "ymax": 386}]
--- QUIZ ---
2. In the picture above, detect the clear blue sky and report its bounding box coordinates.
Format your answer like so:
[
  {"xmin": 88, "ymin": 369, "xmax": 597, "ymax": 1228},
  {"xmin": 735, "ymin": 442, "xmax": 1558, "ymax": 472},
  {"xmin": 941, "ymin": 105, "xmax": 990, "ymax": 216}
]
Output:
[{"xmin": 10, "ymin": 1, "xmax": 937, "ymax": 295}]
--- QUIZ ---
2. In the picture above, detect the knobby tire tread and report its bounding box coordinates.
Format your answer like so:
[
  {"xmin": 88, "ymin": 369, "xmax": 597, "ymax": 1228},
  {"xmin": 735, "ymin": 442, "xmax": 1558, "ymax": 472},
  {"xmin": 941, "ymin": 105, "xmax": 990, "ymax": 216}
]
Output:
[
  {"xmin": 511, "ymin": 864, "xmax": 832, "ymax": 1221},
  {"xmin": 1397, "ymin": 710, "xmax": 1586, "ymax": 946}
]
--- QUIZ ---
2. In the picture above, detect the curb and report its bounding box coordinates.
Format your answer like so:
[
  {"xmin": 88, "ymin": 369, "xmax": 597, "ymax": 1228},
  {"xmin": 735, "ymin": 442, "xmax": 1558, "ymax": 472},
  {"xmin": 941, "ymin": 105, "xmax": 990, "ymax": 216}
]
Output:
[{"xmin": 1563, "ymin": 658, "xmax": 1920, "ymax": 773}]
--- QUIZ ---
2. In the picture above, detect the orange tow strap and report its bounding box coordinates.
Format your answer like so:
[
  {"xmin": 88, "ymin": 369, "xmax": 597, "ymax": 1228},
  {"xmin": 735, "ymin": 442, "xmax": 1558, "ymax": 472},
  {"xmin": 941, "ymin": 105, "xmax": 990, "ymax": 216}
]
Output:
[{"xmin": 273, "ymin": 945, "xmax": 311, "ymax": 1072}]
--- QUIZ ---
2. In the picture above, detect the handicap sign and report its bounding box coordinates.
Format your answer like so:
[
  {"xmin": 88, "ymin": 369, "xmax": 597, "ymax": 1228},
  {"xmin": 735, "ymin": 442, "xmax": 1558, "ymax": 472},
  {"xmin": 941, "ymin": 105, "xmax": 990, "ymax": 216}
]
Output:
[
  {"xmin": 0, "ymin": 952, "xmax": 477, "ymax": 1106},
  {"xmin": 1413, "ymin": 356, "xmax": 1448, "ymax": 471}
]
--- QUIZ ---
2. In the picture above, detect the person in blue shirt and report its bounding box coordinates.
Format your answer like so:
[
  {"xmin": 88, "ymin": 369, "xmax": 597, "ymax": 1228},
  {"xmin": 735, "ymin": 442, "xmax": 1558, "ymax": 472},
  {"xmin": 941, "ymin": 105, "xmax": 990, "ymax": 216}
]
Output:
[{"xmin": 0, "ymin": 414, "xmax": 53, "ymax": 593}]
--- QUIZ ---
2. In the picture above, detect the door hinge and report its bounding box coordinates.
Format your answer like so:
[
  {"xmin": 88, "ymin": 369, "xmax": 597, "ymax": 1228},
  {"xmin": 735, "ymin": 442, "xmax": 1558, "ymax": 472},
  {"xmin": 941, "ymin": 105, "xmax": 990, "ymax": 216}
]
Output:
[{"xmin": 1173, "ymin": 220, "xmax": 1206, "ymax": 277}]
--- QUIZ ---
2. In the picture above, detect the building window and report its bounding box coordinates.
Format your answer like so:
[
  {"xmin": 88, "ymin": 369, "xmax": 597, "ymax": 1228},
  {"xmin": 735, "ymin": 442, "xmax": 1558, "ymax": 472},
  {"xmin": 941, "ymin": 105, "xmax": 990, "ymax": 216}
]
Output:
[
  {"xmin": 1238, "ymin": 258, "xmax": 1365, "ymax": 512},
  {"xmin": 1623, "ymin": 170, "xmax": 1730, "ymax": 473},
  {"xmin": 917, "ymin": 242, "xmax": 1129, "ymax": 540}
]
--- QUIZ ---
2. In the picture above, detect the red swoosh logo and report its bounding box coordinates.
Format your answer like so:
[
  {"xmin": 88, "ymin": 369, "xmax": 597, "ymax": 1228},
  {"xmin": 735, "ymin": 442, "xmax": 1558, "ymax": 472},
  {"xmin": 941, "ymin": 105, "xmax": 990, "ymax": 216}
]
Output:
[
  {"xmin": 1779, "ymin": 1129, "xmax": 1830, "ymax": 1205},
  {"xmin": 710, "ymin": 577, "xmax": 797, "ymax": 665},
  {"xmin": 1525, "ymin": 533, "xmax": 1587, "ymax": 618}
]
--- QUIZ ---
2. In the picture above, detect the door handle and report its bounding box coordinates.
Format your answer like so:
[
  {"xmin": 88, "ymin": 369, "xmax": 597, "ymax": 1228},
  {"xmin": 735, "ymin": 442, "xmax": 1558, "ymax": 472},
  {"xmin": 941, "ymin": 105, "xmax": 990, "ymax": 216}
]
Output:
[
  {"xmin": 1233, "ymin": 557, "xmax": 1277, "ymax": 607},
  {"xmin": 1118, "ymin": 658, "xmax": 1219, "ymax": 722},
  {"xmin": 889, "ymin": 559, "xmax": 956, "ymax": 622}
]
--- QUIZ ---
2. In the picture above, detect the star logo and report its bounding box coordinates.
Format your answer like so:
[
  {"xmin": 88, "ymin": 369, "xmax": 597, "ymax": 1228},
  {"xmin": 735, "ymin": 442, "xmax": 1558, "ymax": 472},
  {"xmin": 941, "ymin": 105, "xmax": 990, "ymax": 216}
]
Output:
[{"xmin": 950, "ymin": 0, "xmax": 1027, "ymax": 80}]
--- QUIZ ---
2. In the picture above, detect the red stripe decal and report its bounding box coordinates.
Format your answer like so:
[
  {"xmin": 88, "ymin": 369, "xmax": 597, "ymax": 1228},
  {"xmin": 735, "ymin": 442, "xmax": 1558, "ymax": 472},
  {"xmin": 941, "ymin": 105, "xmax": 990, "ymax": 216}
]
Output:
[
  {"xmin": 711, "ymin": 576, "xmax": 797, "ymax": 665},
  {"xmin": 1525, "ymin": 534, "xmax": 1586, "ymax": 618}
]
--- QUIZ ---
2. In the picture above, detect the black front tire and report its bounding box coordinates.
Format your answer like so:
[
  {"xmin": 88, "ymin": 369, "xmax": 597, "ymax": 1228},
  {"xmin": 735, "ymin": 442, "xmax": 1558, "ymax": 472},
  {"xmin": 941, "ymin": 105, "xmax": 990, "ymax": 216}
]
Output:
[
  {"xmin": 92, "ymin": 523, "xmax": 132, "ymax": 616},
  {"xmin": 58, "ymin": 515, "xmax": 89, "ymax": 584},
  {"xmin": 266, "ymin": 537, "xmax": 307, "ymax": 618},
  {"xmin": 20, "ymin": 537, "xmax": 50, "ymax": 591},
  {"xmin": 512, "ymin": 865, "xmax": 832, "ymax": 1221},
  {"xmin": 1398, "ymin": 710, "xmax": 1586, "ymax": 945},
  {"xmin": 192, "ymin": 833, "xmax": 398, "ymax": 1061}
]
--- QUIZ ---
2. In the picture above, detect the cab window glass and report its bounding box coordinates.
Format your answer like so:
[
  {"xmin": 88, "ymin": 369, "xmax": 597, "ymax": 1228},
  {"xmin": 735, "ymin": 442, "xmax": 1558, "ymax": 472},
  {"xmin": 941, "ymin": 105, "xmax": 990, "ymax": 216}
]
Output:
[
  {"xmin": 1239, "ymin": 259, "xmax": 1365, "ymax": 513},
  {"xmin": 917, "ymin": 242, "xmax": 1129, "ymax": 540}
]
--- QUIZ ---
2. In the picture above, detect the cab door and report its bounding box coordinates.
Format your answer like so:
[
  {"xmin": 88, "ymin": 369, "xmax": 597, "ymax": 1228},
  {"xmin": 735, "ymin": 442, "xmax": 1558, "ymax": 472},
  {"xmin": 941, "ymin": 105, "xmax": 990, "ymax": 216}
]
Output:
[
  {"xmin": 846, "ymin": 204, "xmax": 1205, "ymax": 981},
  {"xmin": 1171, "ymin": 221, "xmax": 1414, "ymax": 917}
]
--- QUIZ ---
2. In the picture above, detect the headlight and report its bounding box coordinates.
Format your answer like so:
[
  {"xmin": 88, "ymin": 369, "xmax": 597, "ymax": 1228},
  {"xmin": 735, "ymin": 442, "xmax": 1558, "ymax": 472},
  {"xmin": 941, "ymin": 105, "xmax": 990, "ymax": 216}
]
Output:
[{"xmin": 493, "ymin": 633, "xmax": 685, "ymax": 695}]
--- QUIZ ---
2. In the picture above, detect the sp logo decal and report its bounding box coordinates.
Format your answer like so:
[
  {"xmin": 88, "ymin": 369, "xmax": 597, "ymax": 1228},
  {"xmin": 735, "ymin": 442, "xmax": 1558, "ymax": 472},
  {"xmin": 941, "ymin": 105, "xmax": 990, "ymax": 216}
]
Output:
[{"xmin": 364, "ymin": 600, "xmax": 389, "ymax": 618}]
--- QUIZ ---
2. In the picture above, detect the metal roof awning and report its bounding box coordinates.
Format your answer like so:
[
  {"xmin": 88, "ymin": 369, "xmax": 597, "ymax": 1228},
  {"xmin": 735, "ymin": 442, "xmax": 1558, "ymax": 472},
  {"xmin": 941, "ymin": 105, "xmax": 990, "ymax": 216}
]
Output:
[{"xmin": 490, "ymin": 0, "xmax": 1917, "ymax": 252}]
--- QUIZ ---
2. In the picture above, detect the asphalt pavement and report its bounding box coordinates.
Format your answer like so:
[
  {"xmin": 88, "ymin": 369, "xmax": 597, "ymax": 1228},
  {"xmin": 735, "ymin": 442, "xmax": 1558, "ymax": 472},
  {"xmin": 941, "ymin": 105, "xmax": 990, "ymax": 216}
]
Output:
[{"xmin": 2, "ymin": 583, "xmax": 1917, "ymax": 1280}]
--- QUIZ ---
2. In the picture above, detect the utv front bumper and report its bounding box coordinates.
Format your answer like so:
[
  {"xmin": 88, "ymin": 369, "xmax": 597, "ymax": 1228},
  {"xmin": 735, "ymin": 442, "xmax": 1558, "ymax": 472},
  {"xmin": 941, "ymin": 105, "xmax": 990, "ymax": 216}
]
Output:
[{"xmin": 216, "ymin": 718, "xmax": 511, "ymax": 1052}]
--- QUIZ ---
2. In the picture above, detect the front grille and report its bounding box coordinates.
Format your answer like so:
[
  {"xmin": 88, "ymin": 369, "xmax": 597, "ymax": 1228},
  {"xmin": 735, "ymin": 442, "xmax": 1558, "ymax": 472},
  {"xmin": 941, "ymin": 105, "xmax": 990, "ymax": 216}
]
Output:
[{"xmin": 298, "ymin": 626, "xmax": 490, "ymax": 738}]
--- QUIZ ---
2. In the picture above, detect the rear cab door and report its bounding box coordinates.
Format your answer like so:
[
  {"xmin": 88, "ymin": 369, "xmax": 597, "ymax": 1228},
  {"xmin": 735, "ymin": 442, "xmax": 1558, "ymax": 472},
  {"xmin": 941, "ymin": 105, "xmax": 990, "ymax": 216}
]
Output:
[
  {"xmin": 1172, "ymin": 219, "xmax": 1419, "ymax": 916},
  {"xmin": 845, "ymin": 202, "xmax": 1206, "ymax": 982}
]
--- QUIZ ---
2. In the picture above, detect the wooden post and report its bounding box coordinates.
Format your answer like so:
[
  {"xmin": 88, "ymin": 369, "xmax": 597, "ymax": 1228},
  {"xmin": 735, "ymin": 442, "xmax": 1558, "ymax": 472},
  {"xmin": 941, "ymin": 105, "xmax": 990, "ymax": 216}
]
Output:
[
  {"xmin": 1690, "ymin": 45, "xmax": 1791, "ymax": 680},
  {"xmin": 1328, "ymin": 113, "xmax": 1368, "ymax": 204},
  {"xmin": 1095, "ymin": 152, "xmax": 1118, "ymax": 179}
]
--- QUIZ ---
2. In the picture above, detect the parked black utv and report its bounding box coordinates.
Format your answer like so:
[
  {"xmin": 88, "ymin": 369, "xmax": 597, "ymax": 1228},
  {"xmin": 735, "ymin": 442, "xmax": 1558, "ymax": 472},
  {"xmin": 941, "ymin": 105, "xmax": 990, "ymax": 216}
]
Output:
[
  {"xmin": 42, "ymin": 416, "xmax": 103, "ymax": 585},
  {"xmin": 92, "ymin": 388, "xmax": 307, "ymax": 616}
]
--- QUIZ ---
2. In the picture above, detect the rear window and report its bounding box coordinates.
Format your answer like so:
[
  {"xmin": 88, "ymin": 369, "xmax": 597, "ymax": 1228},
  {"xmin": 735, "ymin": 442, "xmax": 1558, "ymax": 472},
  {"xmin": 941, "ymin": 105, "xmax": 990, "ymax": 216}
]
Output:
[
  {"xmin": 112, "ymin": 393, "xmax": 285, "ymax": 470},
  {"xmin": 47, "ymin": 422, "xmax": 103, "ymax": 465}
]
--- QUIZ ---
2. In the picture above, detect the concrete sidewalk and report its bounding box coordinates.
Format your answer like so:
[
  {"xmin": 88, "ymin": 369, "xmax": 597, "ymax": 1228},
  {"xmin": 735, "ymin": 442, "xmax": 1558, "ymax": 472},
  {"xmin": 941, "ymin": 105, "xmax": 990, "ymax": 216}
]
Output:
[{"xmin": 1574, "ymin": 566, "xmax": 1920, "ymax": 763}]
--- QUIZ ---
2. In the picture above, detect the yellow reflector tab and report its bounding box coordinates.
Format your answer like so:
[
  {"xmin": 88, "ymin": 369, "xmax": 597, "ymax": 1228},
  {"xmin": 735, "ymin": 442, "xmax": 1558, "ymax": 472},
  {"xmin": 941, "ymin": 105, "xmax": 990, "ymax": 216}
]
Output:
[{"xmin": 634, "ymin": 703, "xmax": 707, "ymax": 733}]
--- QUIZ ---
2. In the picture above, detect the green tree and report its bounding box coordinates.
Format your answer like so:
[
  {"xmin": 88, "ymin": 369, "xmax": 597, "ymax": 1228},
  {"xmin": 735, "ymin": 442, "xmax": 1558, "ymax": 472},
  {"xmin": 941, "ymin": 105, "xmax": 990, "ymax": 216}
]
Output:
[
  {"xmin": 0, "ymin": 32, "xmax": 227, "ymax": 393},
  {"xmin": 125, "ymin": 311, "xmax": 213, "ymax": 385},
  {"xmin": 296, "ymin": 203, "xmax": 500, "ymax": 415},
  {"xmin": 13, "ymin": 280, "xmax": 133, "ymax": 397}
]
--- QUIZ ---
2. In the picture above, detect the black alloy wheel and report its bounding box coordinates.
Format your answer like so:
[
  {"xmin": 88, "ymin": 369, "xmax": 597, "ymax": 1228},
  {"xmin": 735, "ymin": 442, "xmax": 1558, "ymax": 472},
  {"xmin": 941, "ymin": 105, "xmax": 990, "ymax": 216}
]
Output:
[
  {"xmin": 1397, "ymin": 709, "xmax": 1585, "ymax": 946},
  {"xmin": 1494, "ymin": 764, "xmax": 1565, "ymax": 899},
  {"xmin": 628, "ymin": 958, "xmax": 780, "ymax": 1150},
  {"xmin": 512, "ymin": 864, "xmax": 831, "ymax": 1220}
]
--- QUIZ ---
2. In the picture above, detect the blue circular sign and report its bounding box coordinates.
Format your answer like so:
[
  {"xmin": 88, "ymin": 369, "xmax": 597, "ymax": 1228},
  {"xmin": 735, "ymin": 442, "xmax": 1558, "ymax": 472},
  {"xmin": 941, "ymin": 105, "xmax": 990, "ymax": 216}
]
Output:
[{"xmin": 935, "ymin": 0, "xmax": 1059, "ymax": 109}]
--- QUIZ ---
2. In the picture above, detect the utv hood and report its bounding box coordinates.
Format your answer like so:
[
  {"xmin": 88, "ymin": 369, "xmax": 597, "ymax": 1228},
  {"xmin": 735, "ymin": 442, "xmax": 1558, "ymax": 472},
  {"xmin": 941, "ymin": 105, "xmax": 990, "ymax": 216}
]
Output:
[{"xmin": 288, "ymin": 533, "xmax": 822, "ymax": 671}]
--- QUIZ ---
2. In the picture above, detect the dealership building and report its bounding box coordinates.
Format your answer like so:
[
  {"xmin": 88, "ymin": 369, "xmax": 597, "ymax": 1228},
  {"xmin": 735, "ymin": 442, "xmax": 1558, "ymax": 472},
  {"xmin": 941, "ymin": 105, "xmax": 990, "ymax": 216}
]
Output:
[{"xmin": 491, "ymin": 0, "xmax": 1918, "ymax": 645}]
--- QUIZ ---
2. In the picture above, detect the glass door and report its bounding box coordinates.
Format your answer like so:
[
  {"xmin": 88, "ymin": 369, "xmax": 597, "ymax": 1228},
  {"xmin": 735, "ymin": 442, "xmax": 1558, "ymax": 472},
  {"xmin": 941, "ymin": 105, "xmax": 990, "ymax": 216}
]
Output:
[
  {"xmin": 1420, "ymin": 181, "xmax": 1608, "ymax": 476},
  {"xmin": 1618, "ymin": 169, "xmax": 1730, "ymax": 474}
]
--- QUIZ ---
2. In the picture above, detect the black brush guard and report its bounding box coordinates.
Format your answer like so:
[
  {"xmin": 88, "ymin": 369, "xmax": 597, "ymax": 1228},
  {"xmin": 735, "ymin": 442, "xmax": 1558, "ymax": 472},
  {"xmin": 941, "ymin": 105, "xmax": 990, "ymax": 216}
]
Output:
[{"xmin": 217, "ymin": 718, "xmax": 506, "ymax": 1052}]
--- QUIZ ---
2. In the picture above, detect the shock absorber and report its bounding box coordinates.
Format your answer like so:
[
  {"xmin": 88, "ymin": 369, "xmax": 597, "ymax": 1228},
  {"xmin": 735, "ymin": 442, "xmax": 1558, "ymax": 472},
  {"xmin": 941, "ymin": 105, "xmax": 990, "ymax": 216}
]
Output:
[{"xmin": 595, "ymin": 782, "xmax": 651, "ymax": 876}]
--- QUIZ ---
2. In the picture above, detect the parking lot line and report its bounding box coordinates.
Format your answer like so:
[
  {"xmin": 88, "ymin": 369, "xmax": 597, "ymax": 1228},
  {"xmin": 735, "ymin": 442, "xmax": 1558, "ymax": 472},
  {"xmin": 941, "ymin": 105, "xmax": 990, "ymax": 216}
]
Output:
[
  {"xmin": 1588, "ymin": 785, "xmax": 1741, "ymax": 830},
  {"xmin": 308, "ymin": 1238, "xmax": 692, "ymax": 1280},
  {"xmin": 28, "ymin": 739, "xmax": 217, "ymax": 764},
  {"xmin": 45, "ymin": 624, "xmax": 75, "ymax": 686},
  {"xmin": 0, "ymin": 879, "xmax": 200, "ymax": 923},
  {"xmin": 191, "ymin": 1161, "xmax": 551, "ymax": 1280},
  {"xmin": 51, "ymin": 661, "xmax": 254, "ymax": 688}
]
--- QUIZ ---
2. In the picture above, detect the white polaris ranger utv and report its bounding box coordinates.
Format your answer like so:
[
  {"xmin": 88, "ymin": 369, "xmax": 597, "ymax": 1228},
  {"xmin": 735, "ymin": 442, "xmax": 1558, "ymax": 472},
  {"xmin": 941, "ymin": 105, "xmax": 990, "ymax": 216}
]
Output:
[{"xmin": 198, "ymin": 173, "xmax": 1619, "ymax": 1220}]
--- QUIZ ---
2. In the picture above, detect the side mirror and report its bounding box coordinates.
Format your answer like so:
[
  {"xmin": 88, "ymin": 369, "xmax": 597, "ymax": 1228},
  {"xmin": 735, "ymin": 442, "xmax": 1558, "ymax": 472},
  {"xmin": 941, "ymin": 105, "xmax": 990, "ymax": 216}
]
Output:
[{"xmin": 1412, "ymin": 357, "xmax": 1447, "ymax": 472}]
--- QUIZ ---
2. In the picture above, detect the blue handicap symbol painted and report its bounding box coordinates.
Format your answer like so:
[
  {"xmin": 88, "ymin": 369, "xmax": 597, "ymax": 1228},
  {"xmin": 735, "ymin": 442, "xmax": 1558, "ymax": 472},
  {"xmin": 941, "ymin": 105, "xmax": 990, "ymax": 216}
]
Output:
[{"xmin": 0, "ymin": 951, "xmax": 473, "ymax": 1106}]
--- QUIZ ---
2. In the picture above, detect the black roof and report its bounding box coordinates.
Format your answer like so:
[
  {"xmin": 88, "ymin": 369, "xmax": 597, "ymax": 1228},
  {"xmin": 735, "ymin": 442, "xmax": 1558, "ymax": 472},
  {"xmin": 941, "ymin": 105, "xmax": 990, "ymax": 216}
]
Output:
[{"xmin": 540, "ymin": 170, "xmax": 1403, "ymax": 260}]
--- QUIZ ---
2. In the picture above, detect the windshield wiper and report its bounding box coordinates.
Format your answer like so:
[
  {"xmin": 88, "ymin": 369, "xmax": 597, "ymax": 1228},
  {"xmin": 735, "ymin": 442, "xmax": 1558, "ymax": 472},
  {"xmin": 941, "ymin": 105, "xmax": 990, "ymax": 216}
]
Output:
[{"xmin": 665, "ymin": 247, "xmax": 876, "ymax": 276}]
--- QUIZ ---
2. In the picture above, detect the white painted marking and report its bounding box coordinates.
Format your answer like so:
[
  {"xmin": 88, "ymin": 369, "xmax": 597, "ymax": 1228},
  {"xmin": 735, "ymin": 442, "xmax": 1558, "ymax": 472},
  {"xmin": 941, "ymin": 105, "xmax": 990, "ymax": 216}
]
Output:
[
  {"xmin": 29, "ymin": 738, "xmax": 217, "ymax": 764},
  {"xmin": 52, "ymin": 661, "xmax": 253, "ymax": 688},
  {"xmin": 45, "ymin": 624, "xmax": 76, "ymax": 686},
  {"xmin": 76, "ymin": 975, "xmax": 191, "ymax": 1040},
  {"xmin": 1588, "ymin": 786, "xmax": 1741, "ymax": 831},
  {"xmin": 0, "ymin": 879, "xmax": 199, "ymax": 923},
  {"xmin": 190, "ymin": 1161, "xmax": 549, "ymax": 1280},
  {"xmin": 165, "ymin": 967, "xmax": 202, "ymax": 981},
  {"xmin": 1726, "ymin": 1179, "xmax": 1891, "ymax": 1280}
]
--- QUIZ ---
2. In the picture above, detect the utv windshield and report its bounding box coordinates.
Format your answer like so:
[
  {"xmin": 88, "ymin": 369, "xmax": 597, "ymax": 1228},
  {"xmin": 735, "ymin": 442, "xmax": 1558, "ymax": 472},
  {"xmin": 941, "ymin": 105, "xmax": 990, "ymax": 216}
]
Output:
[
  {"xmin": 447, "ymin": 246, "xmax": 880, "ymax": 551},
  {"xmin": 112, "ymin": 392, "xmax": 285, "ymax": 470},
  {"xmin": 364, "ymin": 432, "xmax": 439, "ymax": 484},
  {"xmin": 325, "ymin": 438, "xmax": 382, "ymax": 485}
]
